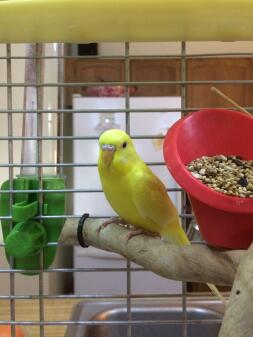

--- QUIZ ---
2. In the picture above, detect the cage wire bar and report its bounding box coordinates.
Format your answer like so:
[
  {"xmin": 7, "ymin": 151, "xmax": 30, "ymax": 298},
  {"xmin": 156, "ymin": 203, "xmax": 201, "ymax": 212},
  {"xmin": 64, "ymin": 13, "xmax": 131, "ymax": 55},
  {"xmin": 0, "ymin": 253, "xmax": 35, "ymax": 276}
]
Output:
[
  {"xmin": 6, "ymin": 43, "xmax": 16, "ymax": 337},
  {"xmin": 36, "ymin": 43, "xmax": 45, "ymax": 337},
  {"xmin": 124, "ymin": 41, "xmax": 132, "ymax": 337},
  {"xmin": 180, "ymin": 41, "xmax": 188, "ymax": 337},
  {"xmin": 1, "ymin": 40, "xmax": 253, "ymax": 337}
]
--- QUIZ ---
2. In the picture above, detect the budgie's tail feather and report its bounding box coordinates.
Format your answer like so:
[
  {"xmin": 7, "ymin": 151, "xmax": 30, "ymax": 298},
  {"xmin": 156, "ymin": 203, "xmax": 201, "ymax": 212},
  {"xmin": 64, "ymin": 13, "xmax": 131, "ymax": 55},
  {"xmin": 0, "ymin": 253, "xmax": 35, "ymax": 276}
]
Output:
[
  {"xmin": 161, "ymin": 225, "xmax": 190, "ymax": 245},
  {"xmin": 161, "ymin": 224, "xmax": 227, "ymax": 307}
]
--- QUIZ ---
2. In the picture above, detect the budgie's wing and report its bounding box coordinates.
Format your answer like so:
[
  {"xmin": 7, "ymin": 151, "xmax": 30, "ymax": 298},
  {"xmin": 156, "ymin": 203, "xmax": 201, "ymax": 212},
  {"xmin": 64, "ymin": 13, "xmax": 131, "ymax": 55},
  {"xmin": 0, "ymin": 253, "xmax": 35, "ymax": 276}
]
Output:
[
  {"xmin": 130, "ymin": 168, "xmax": 190, "ymax": 245},
  {"xmin": 130, "ymin": 169, "xmax": 177, "ymax": 229},
  {"xmin": 130, "ymin": 169, "xmax": 225, "ymax": 304}
]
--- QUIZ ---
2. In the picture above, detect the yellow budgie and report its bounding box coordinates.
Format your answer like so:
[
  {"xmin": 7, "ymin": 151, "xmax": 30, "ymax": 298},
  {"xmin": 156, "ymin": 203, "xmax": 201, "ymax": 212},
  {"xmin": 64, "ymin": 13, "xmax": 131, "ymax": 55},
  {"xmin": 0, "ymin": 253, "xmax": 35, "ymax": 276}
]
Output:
[{"xmin": 98, "ymin": 129, "xmax": 225, "ymax": 304}]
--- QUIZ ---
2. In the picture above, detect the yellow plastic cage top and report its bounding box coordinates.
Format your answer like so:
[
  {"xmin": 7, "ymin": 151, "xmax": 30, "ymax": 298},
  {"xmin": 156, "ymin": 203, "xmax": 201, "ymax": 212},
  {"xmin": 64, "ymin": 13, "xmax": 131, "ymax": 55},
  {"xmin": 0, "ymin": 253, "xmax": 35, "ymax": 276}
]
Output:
[{"xmin": 0, "ymin": 0, "xmax": 253, "ymax": 43}]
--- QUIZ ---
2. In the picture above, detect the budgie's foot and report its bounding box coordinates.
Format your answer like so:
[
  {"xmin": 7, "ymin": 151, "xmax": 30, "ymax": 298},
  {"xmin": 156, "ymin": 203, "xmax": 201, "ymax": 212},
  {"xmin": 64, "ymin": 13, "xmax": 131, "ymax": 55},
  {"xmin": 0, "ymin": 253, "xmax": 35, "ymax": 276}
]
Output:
[
  {"xmin": 127, "ymin": 229, "xmax": 161, "ymax": 243},
  {"xmin": 97, "ymin": 217, "xmax": 126, "ymax": 234}
]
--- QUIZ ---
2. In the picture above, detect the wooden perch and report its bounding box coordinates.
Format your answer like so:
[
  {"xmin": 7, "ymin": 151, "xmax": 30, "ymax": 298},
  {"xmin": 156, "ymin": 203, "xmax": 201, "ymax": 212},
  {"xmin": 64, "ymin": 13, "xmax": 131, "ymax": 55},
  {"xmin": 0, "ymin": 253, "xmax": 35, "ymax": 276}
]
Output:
[
  {"xmin": 60, "ymin": 218, "xmax": 244, "ymax": 286},
  {"xmin": 61, "ymin": 218, "xmax": 253, "ymax": 336},
  {"xmin": 218, "ymin": 243, "xmax": 253, "ymax": 337}
]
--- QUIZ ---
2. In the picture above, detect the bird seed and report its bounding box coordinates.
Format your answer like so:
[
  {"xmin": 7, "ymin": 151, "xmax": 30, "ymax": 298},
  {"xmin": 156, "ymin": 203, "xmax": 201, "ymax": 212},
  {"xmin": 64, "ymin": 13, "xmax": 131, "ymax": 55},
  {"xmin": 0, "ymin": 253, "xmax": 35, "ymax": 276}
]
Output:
[{"xmin": 186, "ymin": 155, "xmax": 253, "ymax": 198}]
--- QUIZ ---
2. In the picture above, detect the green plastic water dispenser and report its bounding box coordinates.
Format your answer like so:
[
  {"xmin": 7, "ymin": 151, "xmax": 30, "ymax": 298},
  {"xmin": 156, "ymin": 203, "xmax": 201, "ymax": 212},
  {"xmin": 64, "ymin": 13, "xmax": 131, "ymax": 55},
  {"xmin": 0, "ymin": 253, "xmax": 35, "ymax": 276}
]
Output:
[
  {"xmin": 0, "ymin": 44, "xmax": 66, "ymax": 274},
  {"xmin": 0, "ymin": 176, "xmax": 65, "ymax": 274},
  {"xmin": 5, "ymin": 220, "xmax": 47, "ymax": 259}
]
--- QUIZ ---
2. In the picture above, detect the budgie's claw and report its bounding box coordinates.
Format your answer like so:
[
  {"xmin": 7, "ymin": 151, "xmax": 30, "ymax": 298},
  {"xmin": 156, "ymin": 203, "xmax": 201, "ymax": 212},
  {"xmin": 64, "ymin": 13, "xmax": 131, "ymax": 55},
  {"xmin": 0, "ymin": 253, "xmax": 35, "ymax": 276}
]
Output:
[
  {"xmin": 127, "ymin": 229, "xmax": 161, "ymax": 243},
  {"xmin": 97, "ymin": 217, "xmax": 125, "ymax": 234}
]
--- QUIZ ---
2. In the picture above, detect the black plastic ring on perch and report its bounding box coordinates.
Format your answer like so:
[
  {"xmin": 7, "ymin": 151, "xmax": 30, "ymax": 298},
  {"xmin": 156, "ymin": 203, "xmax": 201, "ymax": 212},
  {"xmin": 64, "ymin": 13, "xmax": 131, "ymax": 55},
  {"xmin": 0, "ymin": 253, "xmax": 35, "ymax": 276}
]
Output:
[{"xmin": 77, "ymin": 213, "xmax": 89, "ymax": 248}]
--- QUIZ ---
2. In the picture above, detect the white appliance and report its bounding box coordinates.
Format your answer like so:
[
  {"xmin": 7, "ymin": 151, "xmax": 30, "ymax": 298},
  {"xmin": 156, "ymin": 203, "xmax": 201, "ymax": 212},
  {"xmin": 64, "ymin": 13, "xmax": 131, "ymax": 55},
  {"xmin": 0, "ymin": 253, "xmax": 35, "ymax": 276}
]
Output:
[{"xmin": 73, "ymin": 95, "xmax": 182, "ymax": 295}]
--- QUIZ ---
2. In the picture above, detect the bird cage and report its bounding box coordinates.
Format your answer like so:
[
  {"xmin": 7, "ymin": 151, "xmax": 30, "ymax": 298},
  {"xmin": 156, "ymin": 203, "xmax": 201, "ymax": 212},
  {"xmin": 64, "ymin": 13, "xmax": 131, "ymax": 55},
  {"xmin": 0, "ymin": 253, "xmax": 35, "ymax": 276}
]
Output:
[{"xmin": 0, "ymin": 1, "xmax": 253, "ymax": 337}]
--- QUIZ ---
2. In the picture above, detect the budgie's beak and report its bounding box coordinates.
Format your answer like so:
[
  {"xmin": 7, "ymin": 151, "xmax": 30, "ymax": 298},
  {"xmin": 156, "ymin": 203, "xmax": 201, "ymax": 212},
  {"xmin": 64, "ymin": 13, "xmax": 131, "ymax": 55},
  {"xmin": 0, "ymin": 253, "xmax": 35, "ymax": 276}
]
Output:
[{"xmin": 101, "ymin": 144, "xmax": 116, "ymax": 166}]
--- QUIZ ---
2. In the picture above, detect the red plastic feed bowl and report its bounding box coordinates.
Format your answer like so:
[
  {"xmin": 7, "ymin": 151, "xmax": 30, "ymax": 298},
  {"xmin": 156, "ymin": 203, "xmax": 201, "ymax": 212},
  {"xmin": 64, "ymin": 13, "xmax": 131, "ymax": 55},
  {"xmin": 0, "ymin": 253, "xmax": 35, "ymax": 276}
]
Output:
[{"xmin": 163, "ymin": 108, "xmax": 253, "ymax": 249}]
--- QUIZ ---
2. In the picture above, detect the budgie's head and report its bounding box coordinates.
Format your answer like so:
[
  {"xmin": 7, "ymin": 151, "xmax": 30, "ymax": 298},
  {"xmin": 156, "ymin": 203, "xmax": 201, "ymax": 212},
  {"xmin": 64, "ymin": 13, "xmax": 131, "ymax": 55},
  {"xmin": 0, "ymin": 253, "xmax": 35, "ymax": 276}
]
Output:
[{"xmin": 98, "ymin": 129, "xmax": 139, "ymax": 171}]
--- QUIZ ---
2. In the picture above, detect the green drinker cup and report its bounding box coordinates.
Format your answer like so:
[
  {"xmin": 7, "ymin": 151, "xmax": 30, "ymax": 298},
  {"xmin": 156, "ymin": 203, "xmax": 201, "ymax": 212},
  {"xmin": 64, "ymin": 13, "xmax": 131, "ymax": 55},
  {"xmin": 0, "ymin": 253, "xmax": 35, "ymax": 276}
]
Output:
[{"xmin": 0, "ymin": 44, "xmax": 65, "ymax": 274}]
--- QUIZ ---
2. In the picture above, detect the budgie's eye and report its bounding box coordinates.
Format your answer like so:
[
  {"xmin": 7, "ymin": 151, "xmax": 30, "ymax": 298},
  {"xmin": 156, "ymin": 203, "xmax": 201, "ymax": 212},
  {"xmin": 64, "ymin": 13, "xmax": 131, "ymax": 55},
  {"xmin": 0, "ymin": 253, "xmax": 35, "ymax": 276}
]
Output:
[{"xmin": 122, "ymin": 141, "xmax": 127, "ymax": 149}]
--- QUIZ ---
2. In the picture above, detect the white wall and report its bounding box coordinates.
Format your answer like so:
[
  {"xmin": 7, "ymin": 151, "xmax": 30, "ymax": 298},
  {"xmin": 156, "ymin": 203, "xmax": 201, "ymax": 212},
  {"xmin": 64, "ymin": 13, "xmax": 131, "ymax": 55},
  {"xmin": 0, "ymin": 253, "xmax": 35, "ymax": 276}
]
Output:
[{"xmin": 98, "ymin": 41, "xmax": 253, "ymax": 55}]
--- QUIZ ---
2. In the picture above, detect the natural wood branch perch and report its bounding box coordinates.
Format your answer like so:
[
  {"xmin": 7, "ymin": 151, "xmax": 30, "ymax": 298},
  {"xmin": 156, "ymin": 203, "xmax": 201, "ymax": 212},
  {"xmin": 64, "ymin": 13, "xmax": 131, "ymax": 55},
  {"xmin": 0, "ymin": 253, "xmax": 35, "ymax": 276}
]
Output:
[
  {"xmin": 60, "ymin": 218, "xmax": 245, "ymax": 286},
  {"xmin": 218, "ymin": 243, "xmax": 253, "ymax": 337}
]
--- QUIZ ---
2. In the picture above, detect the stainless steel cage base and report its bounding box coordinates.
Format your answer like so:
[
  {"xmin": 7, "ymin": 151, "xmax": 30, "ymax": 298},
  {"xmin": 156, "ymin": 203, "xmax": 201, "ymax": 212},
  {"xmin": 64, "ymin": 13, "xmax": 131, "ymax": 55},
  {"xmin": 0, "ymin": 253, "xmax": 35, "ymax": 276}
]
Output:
[{"xmin": 65, "ymin": 297, "xmax": 224, "ymax": 337}]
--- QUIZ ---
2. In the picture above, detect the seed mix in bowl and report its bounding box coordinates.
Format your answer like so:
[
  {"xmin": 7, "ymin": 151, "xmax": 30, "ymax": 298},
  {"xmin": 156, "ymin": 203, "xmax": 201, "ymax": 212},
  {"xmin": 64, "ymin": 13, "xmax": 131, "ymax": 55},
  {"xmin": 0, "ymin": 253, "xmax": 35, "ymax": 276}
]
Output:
[{"xmin": 186, "ymin": 155, "xmax": 253, "ymax": 198}]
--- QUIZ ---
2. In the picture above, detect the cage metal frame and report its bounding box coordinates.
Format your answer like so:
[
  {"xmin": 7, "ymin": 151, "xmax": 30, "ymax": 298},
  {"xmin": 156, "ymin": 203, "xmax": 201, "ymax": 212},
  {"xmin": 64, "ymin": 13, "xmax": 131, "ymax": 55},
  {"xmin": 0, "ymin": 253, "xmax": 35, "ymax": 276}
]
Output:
[{"xmin": 0, "ymin": 40, "xmax": 252, "ymax": 337}]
